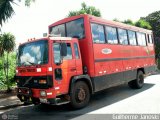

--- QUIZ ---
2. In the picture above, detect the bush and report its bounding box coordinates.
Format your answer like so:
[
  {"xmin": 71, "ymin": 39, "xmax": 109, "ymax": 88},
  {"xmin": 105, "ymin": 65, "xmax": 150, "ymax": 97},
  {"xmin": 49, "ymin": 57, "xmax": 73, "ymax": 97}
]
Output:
[
  {"xmin": 135, "ymin": 19, "xmax": 152, "ymax": 30},
  {"xmin": 0, "ymin": 52, "xmax": 16, "ymax": 90}
]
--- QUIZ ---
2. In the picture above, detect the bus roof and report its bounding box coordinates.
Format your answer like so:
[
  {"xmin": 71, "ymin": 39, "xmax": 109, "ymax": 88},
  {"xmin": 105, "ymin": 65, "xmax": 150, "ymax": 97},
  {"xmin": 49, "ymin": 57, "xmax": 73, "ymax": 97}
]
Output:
[{"xmin": 49, "ymin": 14, "xmax": 152, "ymax": 34}]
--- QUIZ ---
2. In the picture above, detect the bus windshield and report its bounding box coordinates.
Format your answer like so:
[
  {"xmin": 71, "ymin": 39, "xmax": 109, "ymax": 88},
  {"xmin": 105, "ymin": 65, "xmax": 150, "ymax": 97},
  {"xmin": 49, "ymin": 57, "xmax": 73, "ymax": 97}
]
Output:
[
  {"xmin": 50, "ymin": 18, "xmax": 85, "ymax": 39},
  {"xmin": 17, "ymin": 40, "xmax": 48, "ymax": 66}
]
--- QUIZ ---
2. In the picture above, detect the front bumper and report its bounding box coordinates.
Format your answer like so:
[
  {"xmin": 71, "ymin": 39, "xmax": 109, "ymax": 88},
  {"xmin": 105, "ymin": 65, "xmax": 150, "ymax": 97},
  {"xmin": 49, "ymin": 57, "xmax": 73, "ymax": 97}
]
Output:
[{"xmin": 17, "ymin": 87, "xmax": 70, "ymax": 105}]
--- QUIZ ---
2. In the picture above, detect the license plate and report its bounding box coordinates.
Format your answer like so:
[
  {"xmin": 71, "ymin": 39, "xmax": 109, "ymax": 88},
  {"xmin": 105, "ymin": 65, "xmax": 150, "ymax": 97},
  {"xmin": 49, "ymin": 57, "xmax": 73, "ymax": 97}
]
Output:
[{"xmin": 40, "ymin": 98, "xmax": 48, "ymax": 103}]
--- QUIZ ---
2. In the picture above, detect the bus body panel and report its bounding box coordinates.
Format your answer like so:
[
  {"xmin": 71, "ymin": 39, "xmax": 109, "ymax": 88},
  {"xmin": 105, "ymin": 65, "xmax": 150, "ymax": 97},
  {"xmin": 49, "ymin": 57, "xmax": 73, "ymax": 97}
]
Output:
[{"xmin": 15, "ymin": 14, "xmax": 156, "ymax": 105}]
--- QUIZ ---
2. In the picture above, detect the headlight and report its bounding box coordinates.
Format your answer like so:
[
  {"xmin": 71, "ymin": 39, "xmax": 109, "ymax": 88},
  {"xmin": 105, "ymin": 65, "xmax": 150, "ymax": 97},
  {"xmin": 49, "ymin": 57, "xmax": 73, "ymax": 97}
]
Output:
[{"xmin": 40, "ymin": 91, "xmax": 46, "ymax": 97}]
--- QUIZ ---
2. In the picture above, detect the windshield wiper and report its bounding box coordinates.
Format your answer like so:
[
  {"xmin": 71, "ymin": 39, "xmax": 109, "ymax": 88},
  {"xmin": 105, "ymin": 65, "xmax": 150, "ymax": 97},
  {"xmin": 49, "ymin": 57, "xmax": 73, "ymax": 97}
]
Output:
[
  {"xmin": 21, "ymin": 61, "xmax": 35, "ymax": 66},
  {"xmin": 26, "ymin": 61, "xmax": 35, "ymax": 65}
]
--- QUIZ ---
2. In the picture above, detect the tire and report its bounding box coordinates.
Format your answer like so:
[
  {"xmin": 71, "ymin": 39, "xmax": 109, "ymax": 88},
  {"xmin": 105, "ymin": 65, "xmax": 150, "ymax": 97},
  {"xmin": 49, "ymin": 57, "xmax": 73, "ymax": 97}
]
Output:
[
  {"xmin": 23, "ymin": 101, "xmax": 32, "ymax": 106},
  {"xmin": 128, "ymin": 70, "xmax": 144, "ymax": 89},
  {"xmin": 70, "ymin": 81, "xmax": 90, "ymax": 109}
]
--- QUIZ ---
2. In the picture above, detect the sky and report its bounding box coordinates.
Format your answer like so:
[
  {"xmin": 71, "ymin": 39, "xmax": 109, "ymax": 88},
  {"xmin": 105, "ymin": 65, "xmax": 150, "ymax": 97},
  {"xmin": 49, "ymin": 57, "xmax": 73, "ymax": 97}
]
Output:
[{"xmin": 1, "ymin": 0, "xmax": 160, "ymax": 46}]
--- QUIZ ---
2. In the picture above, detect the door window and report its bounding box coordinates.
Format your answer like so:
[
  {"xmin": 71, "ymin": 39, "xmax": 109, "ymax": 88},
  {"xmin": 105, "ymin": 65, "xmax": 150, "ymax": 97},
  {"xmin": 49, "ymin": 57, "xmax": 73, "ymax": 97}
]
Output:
[
  {"xmin": 53, "ymin": 43, "xmax": 61, "ymax": 64},
  {"xmin": 63, "ymin": 43, "xmax": 73, "ymax": 60},
  {"xmin": 74, "ymin": 43, "xmax": 80, "ymax": 59}
]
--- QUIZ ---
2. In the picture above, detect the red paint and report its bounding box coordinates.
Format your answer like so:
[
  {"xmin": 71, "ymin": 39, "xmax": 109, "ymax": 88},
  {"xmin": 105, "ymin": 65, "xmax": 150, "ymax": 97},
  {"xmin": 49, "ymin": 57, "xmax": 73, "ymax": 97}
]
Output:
[{"xmin": 16, "ymin": 15, "xmax": 155, "ymax": 101}]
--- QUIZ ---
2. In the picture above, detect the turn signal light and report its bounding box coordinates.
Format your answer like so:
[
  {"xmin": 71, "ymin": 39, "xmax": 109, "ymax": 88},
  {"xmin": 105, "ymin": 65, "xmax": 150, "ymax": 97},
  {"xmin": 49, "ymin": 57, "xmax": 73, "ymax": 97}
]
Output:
[{"xmin": 39, "ymin": 80, "xmax": 47, "ymax": 84}]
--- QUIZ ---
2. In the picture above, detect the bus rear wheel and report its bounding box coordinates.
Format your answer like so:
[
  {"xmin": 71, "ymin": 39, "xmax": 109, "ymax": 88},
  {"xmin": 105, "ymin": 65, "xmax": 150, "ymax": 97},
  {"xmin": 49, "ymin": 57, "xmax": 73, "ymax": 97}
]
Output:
[
  {"xmin": 128, "ymin": 70, "xmax": 144, "ymax": 89},
  {"xmin": 70, "ymin": 81, "xmax": 90, "ymax": 109}
]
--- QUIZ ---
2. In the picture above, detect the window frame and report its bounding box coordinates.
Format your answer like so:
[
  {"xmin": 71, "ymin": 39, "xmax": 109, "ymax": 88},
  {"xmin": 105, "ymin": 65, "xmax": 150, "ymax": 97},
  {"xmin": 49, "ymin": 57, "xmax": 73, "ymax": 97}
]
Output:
[
  {"xmin": 53, "ymin": 43, "xmax": 61, "ymax": 64},
  {"xmin": 18, "ymin": 40, "xmax": 49, "ymax": 66},
  {"xmin": 66, "ymin": 18, "xmax": 85, "ymax": 39},
  {"xmin": 136, "ymin": 32, "xmax": 147, "ymax": 46},
  {"xmin": 148, "ymin": 34, "xmax": 153, "ymax": 44},
  {"xmin": 73, "ymin": 43, "xmax": 80, "ymax": 59},
  {"xmin": 89, "ymin": 21, "xmax": 152, "ymax": 47},
  {"xmin": 117, "ymin": 28, "xmax": 129, "ymax": 45},
  {"xmin": 63, "ymin": 43, "xmax": 73, "ymax": 60},
  {"xmin": 127, "ymin": 30, "xmax": 137, "ymax": 46},
  {"xmin": 49, "ymin": 18, "xmax": 85, "ymax": 40},
  {"xmin": 105, "ymin": 25, "xmax": 119, "ymax": 44},
  {"xmin": 50, "ymin": 24, "xmax": 66, "ymax": 37},
  {"xmin": 91, "ymin": 22, "xmax": 106, "ymax": 44}
]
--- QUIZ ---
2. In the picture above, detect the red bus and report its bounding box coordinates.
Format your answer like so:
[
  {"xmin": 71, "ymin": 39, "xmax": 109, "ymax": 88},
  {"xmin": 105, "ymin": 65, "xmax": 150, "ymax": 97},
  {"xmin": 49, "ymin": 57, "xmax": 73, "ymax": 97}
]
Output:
[{"xmin": 15, "ymin": 14, "xmax": 156, "ymax": 109}]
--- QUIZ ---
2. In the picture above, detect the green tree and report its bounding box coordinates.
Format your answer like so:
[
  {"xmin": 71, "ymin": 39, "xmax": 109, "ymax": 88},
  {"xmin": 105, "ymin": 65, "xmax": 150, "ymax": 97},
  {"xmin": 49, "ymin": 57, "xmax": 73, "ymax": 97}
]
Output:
[
  {"xmin": 123, "ymin": 19, "xmax": 135, "ymax": 25},
  {"xmin": 0, "ymin": 32, "xmax": 15, "ymax": 91},
  {"xmin": 68, "ymin": 2, "xmax": 101, "ymax": 17},
  {"xmin": 0, "ymin": 0, "xmax": 35, "ymax": 27},
  {"xmin": 143, "ymin": 11, "xmax": 160, "ymax": 69},
  {"xmin": 0, "ymin": 52, "xmax": 16, "ymax": 90},
  {"xmin": 113, "ymin": 18, "xmax": 121, "ymax": 22},
  {"xmin": 0, "ymin": 35, "xmax": 4, "ymax": 56},
  {"xmin": 144, "ymin": 11, "xmax": 160, "ymax": 38},
  {"xmin": 135, "ymin": 19, "xmax": 152, "ymax": 30}
]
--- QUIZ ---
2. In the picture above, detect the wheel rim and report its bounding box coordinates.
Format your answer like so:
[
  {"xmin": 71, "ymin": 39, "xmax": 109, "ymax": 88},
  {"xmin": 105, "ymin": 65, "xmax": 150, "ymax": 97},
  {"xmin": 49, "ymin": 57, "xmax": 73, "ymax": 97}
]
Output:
[
  {"xmin": 76, "ymin": 87, "xmax": 86, "ymax": 103},
  {"xmin": 138, "ymin": 74, "xmax": 144, "ymax": 85}
]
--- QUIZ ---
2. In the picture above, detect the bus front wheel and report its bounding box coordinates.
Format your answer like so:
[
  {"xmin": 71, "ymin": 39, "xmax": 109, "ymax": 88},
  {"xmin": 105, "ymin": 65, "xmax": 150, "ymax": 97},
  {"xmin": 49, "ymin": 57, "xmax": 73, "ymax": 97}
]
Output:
[{"xmin": 70, "ymin": 81, "xmax": 90, "ymax": 109}]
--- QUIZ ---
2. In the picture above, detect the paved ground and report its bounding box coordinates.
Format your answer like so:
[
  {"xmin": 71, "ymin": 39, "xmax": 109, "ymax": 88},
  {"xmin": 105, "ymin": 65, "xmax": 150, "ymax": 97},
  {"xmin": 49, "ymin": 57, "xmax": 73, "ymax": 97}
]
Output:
[{"xmin": 0, "ymin": 73, "xmax": 160, "ymax": 120}]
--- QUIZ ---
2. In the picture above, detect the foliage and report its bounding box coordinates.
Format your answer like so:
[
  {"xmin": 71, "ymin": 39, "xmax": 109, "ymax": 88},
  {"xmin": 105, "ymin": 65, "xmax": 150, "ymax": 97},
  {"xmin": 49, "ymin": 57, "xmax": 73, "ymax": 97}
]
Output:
[
  {"xmin": 24, "ymin": 0, "xmax": 35, "ymax": 6},
  {"xmin": 68, "ymin": 2, "xmax": 101, "ymax": 17},
  {"xmin": 0, "ymin": 32, "xmax": 15, "ymax": 56},
  {"xmin": 113, "ymin": 18, "xmax": 121, "ymax": 22},
  {"xmin": 0, "ymin": 52, "xmax": 16, "ymax": 90},
  {"xmin": 135, "ymin": 19, "xmax": 152, "ymax": 30},
  {"xmin": 113, "ymin": 18, "xmax": 135, "ymax": 26},
  {"xmin": 158, "ymin": 59, "xmax": 160, "ymax": 70},
  {"xmin": 123, "ymin": 19, "xmax": 135, "ymax": 26},
  {"xmin": 155, "ymin": 42, "xmax": 160, "ymax": 69},
  {"xmin": 144, "ymin": 11, "xmax": 160, "ymax": 38},
  {"xmin": 0, "ymin": 32, "xmax": 15, "ymax": 91},
  {"xmin": 0, "ymin": 0, "xmax": 15, "ymax": 27},
  {"xmin": 0, "ymin": 0, "xmax": 35, "ymax": 27},
  {"xmin": 143, "ymin": 11, "xmax": 160, "ymax": 69},
  {"xmin": 0, "ymin": 58, "xmax": 5, "ymax": 87},
  {"xmin": 113, "ymin": 18, "xmax": 151, "ymax": 30}
]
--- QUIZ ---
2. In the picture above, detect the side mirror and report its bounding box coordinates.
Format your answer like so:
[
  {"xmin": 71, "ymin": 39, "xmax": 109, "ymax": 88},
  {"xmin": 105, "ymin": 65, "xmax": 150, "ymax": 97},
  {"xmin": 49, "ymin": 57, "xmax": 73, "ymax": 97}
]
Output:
[{"xmin": 60, "ymin": 43, "xmax": 67, "ymax": 57}]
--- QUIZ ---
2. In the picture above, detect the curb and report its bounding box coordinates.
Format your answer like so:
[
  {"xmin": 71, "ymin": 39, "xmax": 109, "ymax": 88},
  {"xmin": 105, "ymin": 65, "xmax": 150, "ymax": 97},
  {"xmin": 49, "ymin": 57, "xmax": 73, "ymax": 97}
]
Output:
[
  {"xmin": 0, "ymin": 103, "xmax": 24, "ymax": 110},
  {"xmin": 0, "ymin": 94, "xmax": 17, "ymax": 100},
  {"xmin": 0, "ymin": 91, "xmax": 17, "ymax": 99}
]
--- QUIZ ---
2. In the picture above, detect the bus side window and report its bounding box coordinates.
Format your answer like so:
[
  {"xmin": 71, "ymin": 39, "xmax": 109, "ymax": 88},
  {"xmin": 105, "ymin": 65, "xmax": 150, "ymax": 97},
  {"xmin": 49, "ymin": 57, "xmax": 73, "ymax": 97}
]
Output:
[
  {"xmin": 91, "ymin": 23, "xmax": 105, "ymax": 43},
  {"xmin": 50, "ymin": 24, "xmax": 65, "ymax": 37},
  {"xmin": 128, "ymin": 30, "xmax": 137, "ymax": 45},
  {"xmin": 137, "ymin": 32, "xmax": 147, "ymax": 46},
  {"xmin": 147, "ymin": 34, "xmax": 150, "ymax": 43},
  {"xmin": 148, "ymin": 34, "xmax": 153, "ymax": 44},
  {"xmin": 105, "ymin": 26, "xmax": 118, "ymax": 44},
  {"xmin": 118, "ymin": 28, "xmax": 128, "ymax": 45}
]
